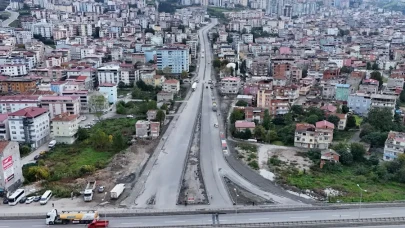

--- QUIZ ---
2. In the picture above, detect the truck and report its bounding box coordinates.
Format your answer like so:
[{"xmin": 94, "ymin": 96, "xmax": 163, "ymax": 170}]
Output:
[
  {"xmin": 48, "ymin": 140, "xmax": 56, "ymax": 148},
  {"xmin": 110, "ymin": 184, "xmax": 125, "ymax": 199},
  {"xmin": 46, "ymin": 209, "xmax": 99, "ymax": 225},
  {"xmin": 88, "ymin": 219, "xmax": 109, "ymax": 228},
  {"xmin": 84, "ymin": 179, "xmax": 97, "ymax": 202},
  {"xmin": 212, "ymin": 102, "xmax": 217, "ymax": 112},
  {"xmin": 192, "ymin": 82, "xmax": 197, "ymax": 92}
]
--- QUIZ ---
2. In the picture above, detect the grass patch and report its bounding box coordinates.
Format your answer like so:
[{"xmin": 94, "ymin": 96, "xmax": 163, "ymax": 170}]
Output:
[
  {"xmin": 8, "ymin": 19, "xmax": 20, "ymax": 28},
  {"xmin": 118, "ymin": 88, "xmax": 131, "ymax": 97},
  {"xmin": 285, "ymin": 166, "xmax": 405, "ymax": 202},
  {"xmin": 272, "ymin": 141, "xmax": 284, "ymax": 146},
  {"xmin": 333, "ymin": 130, "xmax": 356, "ymax": 142},
  {"xmin": 0, "ymin": 11, "xmax": 10, "ymax": 20},
  {"xmin": 238, "ymin": 142, "xmax": 257, "ymax": 152},
  {"xmin": 354, "ymin": 115, "xmax": 363, "ymax": 126}
]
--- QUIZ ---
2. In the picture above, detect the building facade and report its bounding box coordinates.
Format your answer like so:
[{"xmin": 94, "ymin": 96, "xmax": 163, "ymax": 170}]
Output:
[
  {"xmin": 51, "ymin": 113, "xmax": 79, "ymax": 144},
  {"xmin": 0, "ymin": 141, "xmax": 24, "ymax": 192},
  {"xmin": 384, "ymin": 131, "xmax": 405, "ymax": 161},
  {"xmin": 156, "ymin": 47, "xmax": 190, "ymax": 74}
]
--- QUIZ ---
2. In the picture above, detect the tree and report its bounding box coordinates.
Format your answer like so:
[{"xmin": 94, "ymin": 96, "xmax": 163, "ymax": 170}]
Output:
[
  {"xmin": 235, "ymin": 100, "xmax": 248, "ymax": 107},
  {"xmin": 400, "ymin": 90, "xmax": 405, "ymax": 103},
  {"xmin": 306, "ymin": 107, "xmax": 325, "ymax": 120},
  {"xmin": 307, "ymin": 148, "xmax": 321, "ymax": 162},
  {"xmin": 240, "ymin": 60, "xmax": 247, "ymax": 74},
  {"xmin": 342, "ymin": 105, "xmax": 349, "ymax": 114},
  {"xmin": 306, "ymin": 114, "xmax": 319, "ymax": 125},
  {"xmin": 112, "ymin": 132, "xmax": 126, "ymax": 152},
  {"xmin": 291, "ymin": 105, "xmax": 304, "ymax": 116},
  {"xmin": 162, "ymin": 66, "xmax": 172, "ymax": 76},
  {"xmin": 244, "ymin": 128, "xmax": 252, "ymax": 139},
  {"xmin": 367, "ymin": 107, "xmax": 393, "ymax": 131},
  {"xmin": 264, "ymin": 130, "xmax": 278, "ymax": 143},
  {"xmin": 77, "ymin": 127, "xmax": 89, "ymax": 141},
  {"xmin": 227, "ymin": 35, "xmax": 233, "ymax": 43},
  {"xmin": 302, "ymin": 69, "xmax": 308, "ymax": 78},
  {"xmin": 372, "ymin": 62, "xmax": 379, "ymax": 70},
  {"xmin": 19, "ymin": 144, "xmax": 31, "ymax": 156},
  {"xmin": 213, "ymin": 59, "xmax": 221, "ymax": 68},
  {"xmin": 90, "ymin": 129, "xmax": 110, "ymax": 150},
  {"xmin": 230, "ymin": 109, "xmax": 244, "ymax": 124},
  {"xmin": 366, "ymin": 62, "xmax": 371, "ymax": 70},
  {"xmin": 346, "ymin": 115, "xmax": 356, "ymax": 128},
  {"xmin": 262, "ymin": 110, "xmax": 272, "ymax": 130},
  {"xmin": 118, "ymin": 81, "xmax": 125, "ymax": 89},
  {"xmin": 160, "ymin": 103, "xmax": 168, "ymax": 111},
  {"xmin": 350, "ymin": 142, "xmax": 366, "ymax": 162},
  {"xmin": 340, "ymin": 66, "xmax": 352, "ymax": 74},
  {"xmin": 370, "ymin": 71, "xmax": 383, "ymax": 87},
  {"xmin": 92, "ymin": 27, "xmax": 100, "ymax": 38},
  {"xmin": 363, "ymin": 132, "xmax": 388, "ymax": 147},
  {"xmin": 254, "ymin": 125, "xmax": 265, "ymax": 140},
  {"xmin": 180, "ymin": 70, "xmax": 188, "ymax": 79},
  {"xmin": 327, "ymin": 115, "xmax": 340, "ymax": 128},
  {"xmin": 89, "ymin": 95, "xmax": 107, "ymax": 120},
  {"xmin": 339, "ymin": 150, "xmax": 353, "ymax": 166},
  {"xmin": 156, "ymin": 110, "xmax": 166, "ymax": 125}
]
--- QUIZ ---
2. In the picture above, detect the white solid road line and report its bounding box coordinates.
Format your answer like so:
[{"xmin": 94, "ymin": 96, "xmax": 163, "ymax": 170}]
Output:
[
  {"xmin": 372, "ymin": 213, "xmax": 392, "ymax": 216},
  {"xmin": 290, "ymin": 216, "xmax": 310, "ymax": 219},
  {"xmin": 165, "ymin": 220, "xmax": 186, "ymax": 223},
  {"xmin": 332, "ymin": 214, "xmax": 351, "ymax": 217},
  {"xmin": 249, "ymin": 218, "xmax": 270, "ymax": 221}
]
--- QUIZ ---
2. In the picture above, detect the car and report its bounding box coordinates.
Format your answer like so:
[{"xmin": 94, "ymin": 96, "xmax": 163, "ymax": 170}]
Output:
[
  {"xmin": 214, "ymin": 123, "xmax": 218, "ymax": 128},
  {"xmin": 3, "ymin": 198, "xmax": 8, "ymax": 204},
  {"xmin": 84, "ymin": 125, "xmax": 91, "ymax": 129},
  {"xmin": 34, "ymin": 155, "xmax": 40, "ymax": 160},
  {"xmin": 98, "ymin": 186, "xmax": 105, "ymax": 193},
  {"xmin": 26, "ymin": 196, "xmax": 35, "ymax": 204},
  {"xmin": 33, "ymin": 196, "xmax": 41, "ymax": 202},
  {"xmin": 126, "ymin": 115, "xmax": 134, "ymax": 118},
  {"xmin": 206, "ymin": 86, "xmax": 208, "ymax": 88},
  {"xmin": 19, "ymin": 197, "xmax": 27, "ymax": 204}
]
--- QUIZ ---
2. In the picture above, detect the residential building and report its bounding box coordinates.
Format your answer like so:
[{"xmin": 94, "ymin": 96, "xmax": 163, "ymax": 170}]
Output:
[
  {"xmin": 51, "ymin": 113, "xmax": 79, "ymax": 144},
  {"xmin": 0, "ymin": 64, "xmax": 28, "ymax": 77},
  {"xmin": 8, "ymin": 107, "xmax": 50, "ymax": 149},
  {"xmin": 157, "ymin": 91, "xmax": 174, "ymax": 102},
  {"xmin": 0, "ymin": 95, "xmax": 41, "ymax": 114},
  {"xmin": 294, "ymin": 120, "xmax": 334, "ymax": 149},
  {"xmin": 97, "ymin": 65, "xmax": 120, "ymax": 85},
  {"xmin": 136, "ymin": 120, "xmax": 150, "ymax": 138},
  {"xmin": 40, "ymin": 96, "xmax": 81, "ymax": 119},
  {"xmin": 359, "ymin": 79, "xmax": 379, "ymax": 94},
  {"xmin": 347, "ymin": 92, "xmax": 371, "ymax": 116},
  {"xmin": 335, "ymin": 84, "xmax": 351, "ymax": 101},
  {"xmin": 256, "ymin": 90, "xmax": 290, "ymax": 116},
  {"xmin": 0, "ymin": 114, "xmax": 10, "ymax": 140},
  {"xmin": 153, "ymin": 75, "xmax": 166, "ymax": 87},
  {"xmin": 244, "ymin": 107, "xmax": 265, "ymax": 123},
  {"xmin": 370, "ymin": 94, "xmax": 397, "ymax": 115},
  {"xmin": 235, "ymin": 120, "xmax": 255, "ymax": 132},
  {"xmin": 150, "ymin": 122, "xmax": 160, "ymax": 138},
  {"xmin": 156, "ymin": 47, "xmax": 190, "ymax": 74},
  {"xmin": 320, "ymin": 149, "xmax": 340, "ymax": 169},
  {"xmin": 0, "ymin": 78, "xmax": 36, "ymax": 93},
  {"xmin": 383, "ymin": 131, "xmax": 405, "ymax": 161},
  {"xmin": 99, "ymin": 83, "xmax": 117, "ymax": 104},
  {"xmin": 336, "ymin": 113, "xmax": 347, "ymax": 130},
  {"xmin": 220, "ymin": 77, "xmax": 241, "ymax": 94},
  {"xmin": 0, "ymin": 141, "xmax": 24, "ymax": 192},
  {"xmin": 315, "ymin": 120, "xmax": 335, "ymax": 149},
  {"xmin": 62, "ymin": 90, "xmax": 89, "ymax": 113},
  {"xmin": 162, "ymin": 79, "xmax": 180, "ymax": 94}
]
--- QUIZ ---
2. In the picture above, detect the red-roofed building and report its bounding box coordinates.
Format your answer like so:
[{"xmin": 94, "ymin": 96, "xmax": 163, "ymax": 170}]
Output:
[
  {"xmin": 294, "ymin": 120, "xmax": 334, "ymax": 149},
  {"xmin": 162, "ymin": 79, "xmax": 180, "ymax": 94},
  {"xmin": 235, "ymin": 120, "xmax": 255, "ymax": 132},
  {"xmin": 40, "ymin": 95, "xmax": 81, "ymax": 119},
  {"xmin": 51, "ymin": 112, "xmax": 79, "ymax": 144},
  {"xmin": 8, "ymin": 107, "xmax": 50, "ymax": 148},
  {"xmin": 0, "ymin": 95, "xmax": 41, "ymax": 114}
]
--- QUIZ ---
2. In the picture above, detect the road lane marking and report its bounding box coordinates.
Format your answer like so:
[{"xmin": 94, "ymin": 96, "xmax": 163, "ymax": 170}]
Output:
[
  {"xmin": 249, "ymin": 218, "xmax": 269, "ymax": 221},
  {"xmin": 290, "ymin": 216, "xmax": 310, "ymax": 219},
  {"xmin": 121, "ymin": 223, "xmax": 143, "ymax": 225},
  {"xmin": 332, "ymin": 215, "xmax": 350, "ymax": 217},
  {"xmin": 165, "ymin": 221, "xmax": 186, "ymax": 223},
  {"xmin": 372, "ymin": 213, "xmax": 392, "ymax": 216}
]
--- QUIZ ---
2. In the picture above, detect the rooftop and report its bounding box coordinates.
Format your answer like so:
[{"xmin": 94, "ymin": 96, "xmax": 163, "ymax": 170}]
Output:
[
  {"xmin": 52, "ymin": 112, "xmax": 78, "ymax": 122},
  {"xmin": 10, "ymin": 107, "xmax": 48, "ymax": 118}
]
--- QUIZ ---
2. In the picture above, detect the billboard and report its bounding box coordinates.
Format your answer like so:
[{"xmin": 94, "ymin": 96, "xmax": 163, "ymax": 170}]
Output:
[{"xmin": 2, "ymin": 155, "xmax": 14, "ymax": 183}]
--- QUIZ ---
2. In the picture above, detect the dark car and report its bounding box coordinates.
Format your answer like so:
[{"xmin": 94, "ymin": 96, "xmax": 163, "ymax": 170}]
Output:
[
  {"xmin": 19, "ymin": 197, "xmax": 27, "ymax": 204},
  {"xmin": 33, "ymin": 196, "xmax": 41, "ymax": 202},
  {"xmin": 34, "ymin": 155, "xmax": 40, "ymax": 160},
  {"xmin": 3, "ymin": 198, "xmax": 8, "ymax": 204}
]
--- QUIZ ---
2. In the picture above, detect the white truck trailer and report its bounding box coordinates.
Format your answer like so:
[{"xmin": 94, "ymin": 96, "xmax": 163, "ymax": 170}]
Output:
[
  {"xmin": 192, "ymin": 82, "xmax": 197, "ymax": 91},
  {"xmin": 110, "ymin": 184, "xmax": 125, "ymax": 199}
]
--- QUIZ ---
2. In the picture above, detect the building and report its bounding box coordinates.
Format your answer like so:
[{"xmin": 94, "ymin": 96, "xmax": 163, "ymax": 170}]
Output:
[
  {"xmin": 315, "ymin": 120, "xmax": 335, "ymax": 149},
  {"xmin": 370, "ymin": 94, "xmax": 397, "ymax": 115},
  {"xmin": 157, "ymin": 91, "xmax": 174, "ymax": 102},
  {"xmin": 150, "ymin": 122, "xmax": 160, "ymax": 138},
  {"xmin": 162, "ymin": 79, "xmax": 180, "ymax": 94},
  {"xmin": 0, "ymin": 114, "xmax": 10, "ymax": 140},
  {"xmin": 320, "ymin": 149, "xmax": 340, "ymax": 169},
  {"xmin": 0, "ymin": 78, "xmax": 36, "ymax": 93},
  {"xmin": 336, "ymin": 113, "xmax": 347, "ymax": 130},
  {"xmin": 97, "ymin": 65, "xmax": 120, "ymax": 85},
  {"xmin": 347, "ymin": 92, "xmax": 371, "ymax": 116},
  {"xmin": 244, "ymin": 107, "xmax": 265, "ymax": 123},
  {"xmin": 51, "ymin": 113, "xmax": 78, "ymax": 144},
  {"xmin": 8, "ymin": 107, "xmax": 50, "ymax": 149},
  {"xmin": 0, "ymin": 141, "xmax": 23, "ymax": 192},
  {"xmin": 40, "ymin": 96, "xmax": 81, "ymax": 119},
  {"xmin": 335, "ymin": 84, "xmax": 351, "ymax": 101},
  {"xmin": 135, "ymin": 120, "xmax": 160, "ymax": 138},
  {"xmin": 0, "ymin": 64, "xmax": 28, "ymax": 77},
  {"xmin": 256, "ymin": 90, "xmax": 290, "ymax": 116},
  {"xmin": 220, "ymin": 77, "xmax": 241, "ymax": 94},
  {"xmin": 234, "ymin": 120, "xmax": 255, "ymax": 132},
  {"xmin": 156, "ymin": 47, "xmax": 190, "ymax": 74},
  {"xmin": 99, "ymin": 83, "xmax": 117, "ymax": 104},
  {"xmin": 0, "ymin": 95, "xmax": 41, "ymax": 114},
  {"xmin": 383, "ymin": 131, "xmax": 405, "ymax": 161},
  {"xmin": 294, "ymin": 120, "xmax": 335, "ymax": 149}
]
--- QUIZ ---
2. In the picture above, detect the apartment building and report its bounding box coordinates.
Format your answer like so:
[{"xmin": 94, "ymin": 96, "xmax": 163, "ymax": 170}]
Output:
[
  {"xmin": 0, "ymin": 64, "xmax": 28, "ymax": 77},
  {"xmin": 99, "ymin": 83, "xmax": 117, "ymax": 104},
  {"xmin": 156, "ymin": 47, "xmax": 190, "ymax": 74},
  {"xmin": 8, "ymin": 107, "xmax": 50, "ymax": 149},
  {"xmin": 335, "ymin": 84, "xmax": 350, "ymax": 101},
  {"xmin": 256, "ymin": 90, "xmax": 289, "ymax": 116},
  {"xmin": 0, "ymin": 114, "xmax": 10, "ymax": 140},
  {"xmin": 0, "ymin": 95, "xmax": 41, "ymax": 114},
  {"xmin": 62, "ymin": 90, "xmax": 89, "ymax": 113},
  {"xmin": 40, "ymin": 95, "xmax": 81, "ymax": 119},
  {"xmin": 347, "ymin": 92, "xmax": 372, "ymax": 116},
  {"xmin": 251, "ymin": 58, "xmax": 270, "ymax": 76},
  {"xmin": 51, "ymin": 113, "xmax": 79, "ymax": 144},
  {"xmin": 370, "ymin": 94, "xmax": 397, "ymax": 115},
  {"xmin": 0, "ymin": 141, "xmax": 24, "ymax": 192},
  {"xmin": 294, "ymin": 120, "xmax": 335, "ymax": 149},
  {"xmin": 220, "ymin": 77, "xmax": 241, "ymax": 94},
  {"xmin": 97, "ymin": 65, "xmax": 120, "ymax": 85},
  {"xmin": 0, "ymin": 78, "xmax": 36, "ymax": 93},
  {"xmin": 383, "ymin": 131, "xmax": 405, "ymax": 161},
  {"xmin": 162, "ymin": 79, "xmax": 180, "ymax": 94},
  {"xmin": 359, "ymin": 79, "xmax": 379, "ymax": 94}
]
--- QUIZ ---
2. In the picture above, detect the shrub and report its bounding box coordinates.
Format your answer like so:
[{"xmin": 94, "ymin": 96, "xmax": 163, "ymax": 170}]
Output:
[
  {"xmin": 248, "ymin": 160, "xmax": 259, "ymax": 170},
  {"xmin": 268, "ymin": 155, "xmax": 282, "ymax": 166}
]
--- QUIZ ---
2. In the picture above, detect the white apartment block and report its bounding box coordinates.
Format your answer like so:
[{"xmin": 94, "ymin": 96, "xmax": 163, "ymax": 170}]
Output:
[
  {"xmin": 0, "ymin": 95, "xmax": 41, "ymax": 114},
  {"xmin": 220, "ymin": 77, "xmax": 241, "ymax": 94},
  {"xmin": 97, "ymin": 65, "xmax": 121, "ymax": 85},
  {"xmin": 384, "ymin": 131, "xmax": 405, "ymax": 161},
  {"xmin": 8, "ymin": 107, "xmax": 50, "ymax": 149},
  {"xmin": 0, "ymin": 64, "xmax": 28, "ymax": 77},
  {"xmin": 40, "ymin": 96, "xmax": 81, "ymax": 119},
  {"xmin": 162, "ymin": 79, "xmax": 180, "ymax": 94},
  {"xmin": 32, "ymin": 22, "xmax": 53, "ymax": 38},
  {"xmin": 99, "ymin": 83, "xmax": 117, "ymax": 104},
  {"xmin": 51, "ymin": 113, "xmax": 79, "ymax": 144},
  {"xmin": 14, "ymin": 30, "xmax": 33, "ymax": 45}
]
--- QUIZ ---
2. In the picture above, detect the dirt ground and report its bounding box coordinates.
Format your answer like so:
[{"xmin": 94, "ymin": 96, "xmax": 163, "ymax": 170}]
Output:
[
  {"xmin": 224, "ymin": 177, "xmax": 272, "ymax": 206},
  {"xmin": 258, "ymin": 144, "xmax": 312, "ymax": 171}
]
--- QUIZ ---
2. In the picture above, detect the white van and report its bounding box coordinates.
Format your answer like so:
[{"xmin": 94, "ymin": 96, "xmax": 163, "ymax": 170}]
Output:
[
  {"xmin": 40, "ymin": 190, "xmax": 52, "ymax": 205},
  {"xmin": 48, "ymin": 140, "xmax": 56, "ymax": 148}
]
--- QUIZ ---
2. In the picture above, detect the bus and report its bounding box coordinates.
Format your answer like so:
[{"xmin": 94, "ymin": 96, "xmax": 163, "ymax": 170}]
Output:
[
  {"xmin": 8, "ymin": 189, "xmax": 25, "ymax": 206},
  {"xmin": 40, "ymin": 190, "xmax": 52, "ymax": 205}
]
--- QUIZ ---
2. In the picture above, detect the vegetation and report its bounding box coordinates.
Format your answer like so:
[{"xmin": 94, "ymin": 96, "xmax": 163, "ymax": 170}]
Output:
[
  {"xmin": 88, "ymin": 94, "xmax": 107, "ymax": 120},
  {"xmin": 116, "ymin": 100, "xmax": 157, "ymax": 116},
  {"xmin": 33, "ymin": 34, "xmax": 55, "ymax": 45},
  {"xmin": 22, "ymin": 118, "xmax": 136, "ymax": 197}
]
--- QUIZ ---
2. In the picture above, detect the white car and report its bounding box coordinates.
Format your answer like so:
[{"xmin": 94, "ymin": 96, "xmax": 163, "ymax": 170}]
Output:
[
  {"xmin": 127, "ymin": 115, "xmax": 134, "ymax": 118},
  {"xmin": 26, "ymin": 196, "xmax": 35, "ymax": 204}
]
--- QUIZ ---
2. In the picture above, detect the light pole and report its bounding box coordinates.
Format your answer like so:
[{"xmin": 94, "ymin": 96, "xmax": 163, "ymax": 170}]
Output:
[
  {"xmin": 357, "ymin": 184, "xmax": 367, "ymax": 219},
  {"xmin": 233, "ymin": 188, "xmax": 239, "ymax": 223},
  {"xmin": 101, "ymin": 192, "xmax": 107, "ymax": 224}
]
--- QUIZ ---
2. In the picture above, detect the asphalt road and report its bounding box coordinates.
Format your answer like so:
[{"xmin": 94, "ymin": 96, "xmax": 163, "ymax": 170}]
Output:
[
  {"xmin": 1, "ymin": 9, "xmax": 19, "ymax": 27},
  {"xmin": 2, "ymin": 207, "xmax": 405, "ymax": 227},
  {"xmin": 132, "ymin": 22, "xmax": 217, "ymax": 209}
]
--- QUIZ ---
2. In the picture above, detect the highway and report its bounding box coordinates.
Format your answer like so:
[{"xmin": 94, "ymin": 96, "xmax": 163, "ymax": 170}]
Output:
[
  {"xmin": 132, "ymin": 22, "xmax": 217, "ymax": 209},
  {"xmin": 1, "ymin": 9, "xmax": 19, "ymax": 27},
  {"xmin": 2, "ymin": 207, "xmax": 405, "ymax": 227}
]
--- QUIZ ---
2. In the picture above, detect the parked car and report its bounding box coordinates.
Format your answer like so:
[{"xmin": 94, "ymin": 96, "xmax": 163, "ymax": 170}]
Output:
[
  {"xmin": 19, "ymin": 196, "xmax": 27, "ymax": 203},
  {"xmin": 33, "ymin": 196, "xmax": 41, "ymax": 202},
  {"xmin": 98, "ymin": 186, "xmax": 105, "ymax": 193},
  {"xmin": 126, "ymin": 115, "xmax": 134, "ymax": 118},
  {"xmin": 3, "ymin": 198, "xmax": 8, "ymax": 204},
  {"xmin": 34, "ymin": 155, "xmax": 40, "ymax": 160},
  {"xmin": 26, "ymin": 196, "xmax": 35, "ymax": 204}
]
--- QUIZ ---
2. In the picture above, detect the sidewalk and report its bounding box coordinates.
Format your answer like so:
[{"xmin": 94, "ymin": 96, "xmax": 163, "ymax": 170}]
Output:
[{"xmin": 21, "ymin": 140, "xmax": 51, "ymax": 165}]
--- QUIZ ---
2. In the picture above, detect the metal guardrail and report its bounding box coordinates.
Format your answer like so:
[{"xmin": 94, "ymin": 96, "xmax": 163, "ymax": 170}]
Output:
[{"xmin": 124, "ymin": 217, "xmax": 405, "ymax": 228}]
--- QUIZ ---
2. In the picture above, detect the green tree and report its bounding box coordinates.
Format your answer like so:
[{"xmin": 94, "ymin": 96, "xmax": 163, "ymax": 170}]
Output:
[
  {"xmin": 227, "ymin": 35, "xmax": 233, "ymax": 43},
  {"xmin": 327, "ymin": 115, "xmax": 340, "ymax": 128},
  {"xmin": 230, "ymin": 109, "xmax": 244, "ymax": 124},
  {"xmin": 363, "ymin": 132, "xmax": 388, "ymax": 147},
  {"xmin": 370, "ymin": 71, "xmax": 383, "ymax": 87},
  {"xmin": 366, "ymin": 62, "xmax": 371, "ymax": 70},
  {"xmin": 156, "ymin": 110, "xmax": 166, "ymax": 125},
  {"xmin": 372, "ymin": 62, "xmax": 379, "ymax": 70},
  {"xmin": 339, "ymin": 150, "xmax": 353, "ymax": 166},
  {"xmin": 302, "ymin": 69, "xmax": 308, "ymax": 78},
  {"xmin": 19, "ymin": 144, "xmax": 31, "ymax": 156},
  {"xmin": 366, "ymin": 107, "xmax": 393, "ymax": 131},
  {"xmin": 90, "ymin": 129, "xmax": 110, "ymax": 150},
  {"xmin": 342, "ymin": 105, "xmax": 349, "ymax": 114},
  {"xmin": 350, "ymin": 142, "xmax": 366, "ymax": 162},
  {"xmin": 180, "ymin": 70, "xmax": 188, "ymax": 79},
  {"xmin": 77, "ymin": 127, "xmax": 89, "ymax": 141},
  {"xmin": 277, "ymin": 124, "xmax": 295, "ymax": 145},
  {"xmin": 244, "ymin": 128, "xmax": 252, "ymax": 139},
  {"xmin": 213, "ymin": 59, "xmax": 221, "ymax": 68},
  {"xmin": 307, "ymin": 148, "xmax": 321, "ymax": 162},
  {"xmin": 253, "ymin": 125, "xmax": 265, "ymax": 140},
  {"xmin": 306, "ymin": 107, "xmax": 325, "ymax": 120},
  {"xmin": 262, "ymin": 109, "xmax": 272, "ymax": 130},
  {"xmin": 291, "ymin": 105, "xmax": 304, "ymax": 116},
  {"xmin": 306, "ymin": 114, "xmax": 319, "ymax": 125},
  {"xmin": 264, "ymin": 130, "xmax": 278, "ymax": 143},
  {"xmin": 400, "ymin": 90, "xmax": 405, "ymax": 103},
  {"xmin": 346, "ymin": 115, "xmax": 356, "ymax": 128},
  {"xmin": 112, "ymin": 132, "xmax": 126, "ymax": 152},
  {"xmin": 160, "ymin": 103, "xmax": 168, "ymax": 111},
  {"xmin": 89, "ymin": 95, "xmax": 107, "ymax": 120},
  {"xmin": 360, "ymin": 123, "xmax": 375, "ymax": 138},
  {"xmin": 162, "ymin": 66, "xmax": 172, "ymax": 76},
  {"xmin": 235, "ymin": 100, "xmax": 248, "ymax": 107}
]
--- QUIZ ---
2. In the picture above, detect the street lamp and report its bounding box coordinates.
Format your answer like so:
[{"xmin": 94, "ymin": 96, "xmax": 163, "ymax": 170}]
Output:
[
  {"xmin": 356, "ymin": 184, "xmax": 367, "ymax": 219},
  {"xmin": 101, "ymin": 192, "xmax": 108, "ymax": 224},
  {"xmin": 233, "ymin": 188, "xmax": 239, "ymax": 223}
]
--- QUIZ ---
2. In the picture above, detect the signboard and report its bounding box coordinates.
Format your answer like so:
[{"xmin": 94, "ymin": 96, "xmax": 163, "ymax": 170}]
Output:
[
  {"xmin": 187, "ymin": 197, "xmax": 195, "ymax": 202},
  {"xmin": 2, "ymin": 155, "xmax": 14, "ymax": 183}
]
